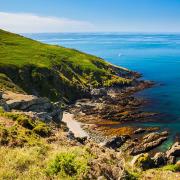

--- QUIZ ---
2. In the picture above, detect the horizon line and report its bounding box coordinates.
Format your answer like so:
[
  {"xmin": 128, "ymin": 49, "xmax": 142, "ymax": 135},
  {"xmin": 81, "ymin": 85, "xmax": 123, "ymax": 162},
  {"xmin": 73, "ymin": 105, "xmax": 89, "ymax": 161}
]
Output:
[{"xmin": 21, "ymin": 31, "xmax": 180, "ymax": 35}]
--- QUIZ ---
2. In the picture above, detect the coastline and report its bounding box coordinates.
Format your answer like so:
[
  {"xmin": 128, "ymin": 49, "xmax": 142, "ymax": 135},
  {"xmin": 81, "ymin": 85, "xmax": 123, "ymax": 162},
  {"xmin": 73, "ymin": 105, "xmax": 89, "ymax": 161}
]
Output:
[
  {"xmin": 65, "ymin": 78, "xmax": 172, "ymax": 155},
  {"xmin": 1, "ymin": 29, "xmax": 180, "ymax": 179}
]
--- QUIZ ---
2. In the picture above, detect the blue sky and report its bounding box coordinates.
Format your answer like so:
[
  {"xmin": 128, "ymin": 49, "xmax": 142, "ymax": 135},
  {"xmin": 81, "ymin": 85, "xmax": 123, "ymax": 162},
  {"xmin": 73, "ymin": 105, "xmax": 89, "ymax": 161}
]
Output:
[{"xmin": 0, "ymin": 0, "xmax": 180, "ymax": 33}]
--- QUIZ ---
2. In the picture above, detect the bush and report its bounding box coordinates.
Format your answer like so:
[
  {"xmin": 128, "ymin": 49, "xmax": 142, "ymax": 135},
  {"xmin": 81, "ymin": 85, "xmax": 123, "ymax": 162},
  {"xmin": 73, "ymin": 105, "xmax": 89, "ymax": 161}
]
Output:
[
  {"xmin": 0, "ymin": 111, "xmax": 35, "ymax": 130},
  {"xmin": 16, "ymin": 116, "xmax": 34, "ymax": 130},
  {"xmin": 47, "ymin": 153, "xmax": 77, "ymax": 176},
  {"xmin": 46, "ymin": 150, "xmax": 90, "ymax": 178},
  {"xmin": 33, "ymin": 123, "xmax": 51, "ymax": 137}
]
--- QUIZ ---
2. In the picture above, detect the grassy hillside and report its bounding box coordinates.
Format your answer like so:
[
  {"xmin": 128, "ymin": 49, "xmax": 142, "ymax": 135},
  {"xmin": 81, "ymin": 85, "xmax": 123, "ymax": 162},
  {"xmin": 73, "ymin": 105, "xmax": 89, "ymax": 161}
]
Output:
[{"xmin": 0, "ymin": 29, "xmax": 133, "ymax": 102}]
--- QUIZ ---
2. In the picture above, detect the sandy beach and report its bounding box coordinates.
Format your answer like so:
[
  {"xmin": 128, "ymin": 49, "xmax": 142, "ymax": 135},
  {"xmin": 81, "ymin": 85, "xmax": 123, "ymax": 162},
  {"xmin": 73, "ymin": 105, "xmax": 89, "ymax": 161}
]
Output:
[{"xmin": 62, "ymin": 112, "xmax": 89, "ymax": 138}]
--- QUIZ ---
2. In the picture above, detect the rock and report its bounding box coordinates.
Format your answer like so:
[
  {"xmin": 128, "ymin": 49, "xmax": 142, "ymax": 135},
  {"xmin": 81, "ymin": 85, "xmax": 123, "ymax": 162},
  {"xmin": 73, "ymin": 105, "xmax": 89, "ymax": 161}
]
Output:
[
  {"xmin": 67, "ymin": 131, "xmax": 88, "ymax": 144},
  {"xmin": 131, "ymin": 154, "xmax": 144, "ymax": 166},
  {"xmin": 67, "ymin": 131, "xmax": 75, "ymax": 140},
  {"xmin": 143, "ymin": 131, "xmax": 168, "ymax": 143},
  {"xmin": 176, "ymin": 160, "xmax": 180, "ymax": 166},
  {"xmin": 131, "ymin": 153, "xmax": 154, "ymax": 170},
  {"xmin": 130, "ymin": 131, "xmax": 168, "ymax": 155},
  {"xmin": 1, "ymin": 91, "xmax": 63, "ymax": 123},
  {"xmin": 103, "ymin": 135, "xmax": 130, "ymax": 149},
  {"xmin": 134, "ymin": 128, "xmax": 146, "ymax": 134},
  {"xmin": 0, "ymin": 99, "xmax": 9, "ymax": 111},
  {"xmin": 167, "ymin": 156, "xmax": 176, "ymax": 165},
  {"xmin": 153, "ymin": 152, "xmax": 167, "ymax": 167},
  {"xmin": 91, "ymin": 88, "xmax": 107, "ymax": 98},
  {"xmin": 87, "ymin": 142, "xmax": 128, "ymax": 180},
  {"xmin": 166, "ymin": 142, "xmax": 180, "ymax": 158},
  {"xmin": 75, "ymin": 136, "xmax": 88, "ymax": 144},
  {"xmin": 133, "ymin": 138, "xmax": 139, "ymax": 142},
  {"xmin": 2, "ymin": 92, "xmax": 52, "ymax": 111}
]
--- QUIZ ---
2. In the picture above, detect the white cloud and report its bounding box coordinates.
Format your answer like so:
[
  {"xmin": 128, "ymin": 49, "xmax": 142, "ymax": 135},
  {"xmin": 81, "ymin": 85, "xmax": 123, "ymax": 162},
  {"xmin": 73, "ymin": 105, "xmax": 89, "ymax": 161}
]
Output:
[{"xmin": 0, "ymin": 12, "xmax": 94, "ymax": 33}]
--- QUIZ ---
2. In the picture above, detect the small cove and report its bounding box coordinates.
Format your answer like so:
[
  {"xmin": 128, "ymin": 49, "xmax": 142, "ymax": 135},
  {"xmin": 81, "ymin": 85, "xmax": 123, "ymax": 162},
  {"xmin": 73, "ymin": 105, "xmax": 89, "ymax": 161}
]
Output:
[{"xmin": 26, "ymin": 33, "xmax": 180, "ymax": 146}]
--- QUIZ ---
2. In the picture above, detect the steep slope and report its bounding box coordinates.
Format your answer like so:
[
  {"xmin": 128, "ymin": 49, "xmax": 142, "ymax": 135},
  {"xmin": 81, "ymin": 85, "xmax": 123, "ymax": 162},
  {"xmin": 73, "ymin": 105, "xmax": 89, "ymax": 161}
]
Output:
[{"xmin": 0, "ymin": 29, "xmax": 133, "ymax": 102}]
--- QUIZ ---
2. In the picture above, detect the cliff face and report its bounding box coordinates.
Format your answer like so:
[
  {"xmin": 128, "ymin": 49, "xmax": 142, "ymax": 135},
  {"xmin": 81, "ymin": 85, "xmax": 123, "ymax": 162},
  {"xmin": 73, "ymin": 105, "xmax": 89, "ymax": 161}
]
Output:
[{"xmin": 0, "ymin": 29, "xmax": 134, "ymax": 103}]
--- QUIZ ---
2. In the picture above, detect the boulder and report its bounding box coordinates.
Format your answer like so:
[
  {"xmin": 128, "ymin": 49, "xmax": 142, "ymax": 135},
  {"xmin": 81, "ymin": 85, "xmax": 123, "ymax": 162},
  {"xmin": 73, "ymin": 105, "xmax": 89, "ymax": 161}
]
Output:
[
  {"xmin": 75, "ymin": 136, "xmax": 88, "ymax": 144},
  {"xmin": 153, "ymin": 152, "xmax": 167, "ymax": 167},
  {"xmin": 91, "ymin": 88, "xmax": 107, "ymax": 97},
  {"xmin": 143, "ymin": 131, "xmax": 168, "ymax": 143},
  {"xmin": 134, "ymin": 128, "xmax": 146, "ymax": 134},
  {"xmin": 167, "ymin": 156, "xmax": 176, "ymax": 165},
  {"xmin": 130, "ymin": 131, "xmax": 168, "ymax": 155},
  {"xmin": 131, "ymin": 153, "xmax": 155, "ymax": 170},
  {"xmin": 67, "ymin": 131, "xmax": 75, "ymax": 140},
  {"xmin": 2, "ymin": 92, "xmax": 52, "ymax": 112},
  {"xmin": 103, "ymin": 135, "xmax": 130, "ymax": 149},
  {"xmin": 166, "ymin": 142, "xmax": 180, "ymax": 158}
]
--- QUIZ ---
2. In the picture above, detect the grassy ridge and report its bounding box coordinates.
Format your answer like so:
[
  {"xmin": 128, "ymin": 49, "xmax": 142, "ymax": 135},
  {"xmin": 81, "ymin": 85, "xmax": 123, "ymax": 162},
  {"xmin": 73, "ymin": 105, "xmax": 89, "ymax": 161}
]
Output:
[{"xmin": 0, "ymin": 29, "xmax": 132, "ymax": 102}]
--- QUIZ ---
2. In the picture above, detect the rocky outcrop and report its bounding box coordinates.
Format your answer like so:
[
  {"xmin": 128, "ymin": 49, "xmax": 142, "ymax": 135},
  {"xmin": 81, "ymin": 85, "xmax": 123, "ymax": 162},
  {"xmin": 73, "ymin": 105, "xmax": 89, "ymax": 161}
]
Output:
[
  {"xmin": 103, "ymin": 135, "xmax": 130, "ymax": 149},
  {"xmin": 0, "ymin": 91, "xmax": 63, "ymax": 123},
  {"xmin": 72, "ymin": 90, "xmax": 157, "ymax": 125},
  {"xmin": 86, "ymin": 142, "xmax": 129, "ymax": 180},
  {"xmin": 167, "ymin": 156, "xmax": 176, "ymax": 165},
  {"xmin": 130, "ymin": 131, "xmax": 168, "ymax": 155},
  {"xmin": 131, "ymin": 151, "xmax": 175, "ymax": 170},
  {"xmin": 131, "ymin": 153, "xmax": 155, "ymax": 170},
  {"xmin": 134, "ymin": 128, "xmax": 146, "ymax": 134},
  {"xmin": 166, "ymin": 142, "xmax": 180, "ymax": 158},
  {"xmin": 153, "ymin": 152, "xmax": 167, "ymax": 167}
]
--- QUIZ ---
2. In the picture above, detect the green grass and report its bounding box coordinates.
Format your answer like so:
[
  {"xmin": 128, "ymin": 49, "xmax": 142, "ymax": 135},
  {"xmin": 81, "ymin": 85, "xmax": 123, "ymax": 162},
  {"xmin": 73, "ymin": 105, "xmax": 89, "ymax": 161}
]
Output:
[
  {"xmin": 0, "ymin": 29, "xmax": 132, "ymax": 102},
  {"xmin": 162, "ymin": 164, "xmax": 180, "ymax": 172},
  {"xmin": 0, "ymin": 145, "xmax": 49, "ymax": 179},
  {"xmin": 0, "ymin": 142, "xmax": 91, "ymax": 180},
  {"xmin": 0, "ymin": 30, "xmax": 98, "ymax": 68},
  {"xmin": 0, "ymin": 107, "xmax": 52, "ymax": 147},
  {"xmin": 46, "ymin": 148, "xmax": 91, "ymax": 179}
]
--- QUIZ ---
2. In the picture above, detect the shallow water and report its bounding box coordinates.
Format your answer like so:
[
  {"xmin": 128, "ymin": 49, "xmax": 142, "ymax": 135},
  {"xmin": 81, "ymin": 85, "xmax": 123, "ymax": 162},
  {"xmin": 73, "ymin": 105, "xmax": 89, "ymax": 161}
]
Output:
[{"xmin": 26, "ymin": 33, "xmax": 180, "ymax": 148}]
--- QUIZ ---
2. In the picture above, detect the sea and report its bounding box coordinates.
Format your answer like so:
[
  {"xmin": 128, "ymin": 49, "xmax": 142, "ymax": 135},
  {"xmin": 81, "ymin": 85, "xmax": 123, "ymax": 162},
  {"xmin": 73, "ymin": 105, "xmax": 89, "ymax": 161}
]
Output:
[{"xmin": 25, "ymin": 33, "xmax": 180, "ymax": 149}]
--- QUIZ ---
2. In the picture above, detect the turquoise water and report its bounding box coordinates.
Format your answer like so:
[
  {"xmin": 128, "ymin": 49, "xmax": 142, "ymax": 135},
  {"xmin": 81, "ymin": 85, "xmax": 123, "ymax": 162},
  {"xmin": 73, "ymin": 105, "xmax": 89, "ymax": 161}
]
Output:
[{"xmin": 26, "ymin": 33, "xmax": 180, "ymax": 146}]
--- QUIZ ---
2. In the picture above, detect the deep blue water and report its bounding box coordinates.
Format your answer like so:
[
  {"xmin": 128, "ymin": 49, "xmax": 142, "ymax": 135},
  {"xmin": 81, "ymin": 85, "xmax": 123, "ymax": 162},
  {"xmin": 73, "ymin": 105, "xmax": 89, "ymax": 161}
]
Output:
[{"xmin": 26, "ymin": 33, "xmax": 180, "ymax": 148}]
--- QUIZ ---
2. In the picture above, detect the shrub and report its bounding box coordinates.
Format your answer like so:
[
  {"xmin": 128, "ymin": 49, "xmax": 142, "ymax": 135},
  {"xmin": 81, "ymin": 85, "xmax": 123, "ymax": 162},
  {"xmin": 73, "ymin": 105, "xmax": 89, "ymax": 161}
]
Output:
[
  {"xmin": 33, "ymin": 123, "xmax": 51, "ymax": 137},
  {"xmin": 0, "ymin": 110, "xmax": 35, "ymax": 130},
  {"xmin": 16, "ymin": 116, "xmax": 34, "ymax": 130},
  {"xmin": 46, "ymin": 150, "xmax": 90, "ymax": 178},
  {"xmin": 47, "ymin": 153, "xmax": 77, "ymax": 176}
]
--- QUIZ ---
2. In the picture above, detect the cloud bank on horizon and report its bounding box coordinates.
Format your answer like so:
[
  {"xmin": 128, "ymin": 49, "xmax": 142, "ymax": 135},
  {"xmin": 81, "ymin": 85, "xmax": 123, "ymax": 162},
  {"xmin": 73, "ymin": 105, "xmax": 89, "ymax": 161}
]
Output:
[{"xmin": 0, "ymin": 12, "xmax": 94, "ymax": 33}]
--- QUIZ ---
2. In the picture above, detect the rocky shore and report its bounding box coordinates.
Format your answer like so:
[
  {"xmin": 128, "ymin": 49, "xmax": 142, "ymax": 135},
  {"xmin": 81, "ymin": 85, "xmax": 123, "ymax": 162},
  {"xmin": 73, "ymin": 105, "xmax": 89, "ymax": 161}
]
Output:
[
  {"xmin": 1, "ymin": 81, "xmax": 180, "ymax": 179},
  {"xmin": 69, "ymin": 80, "xmax": 157, "ymax": 139},
  {"xmin": 65, "ymin": 79, "xmax": 180, "ymax": 167}
]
